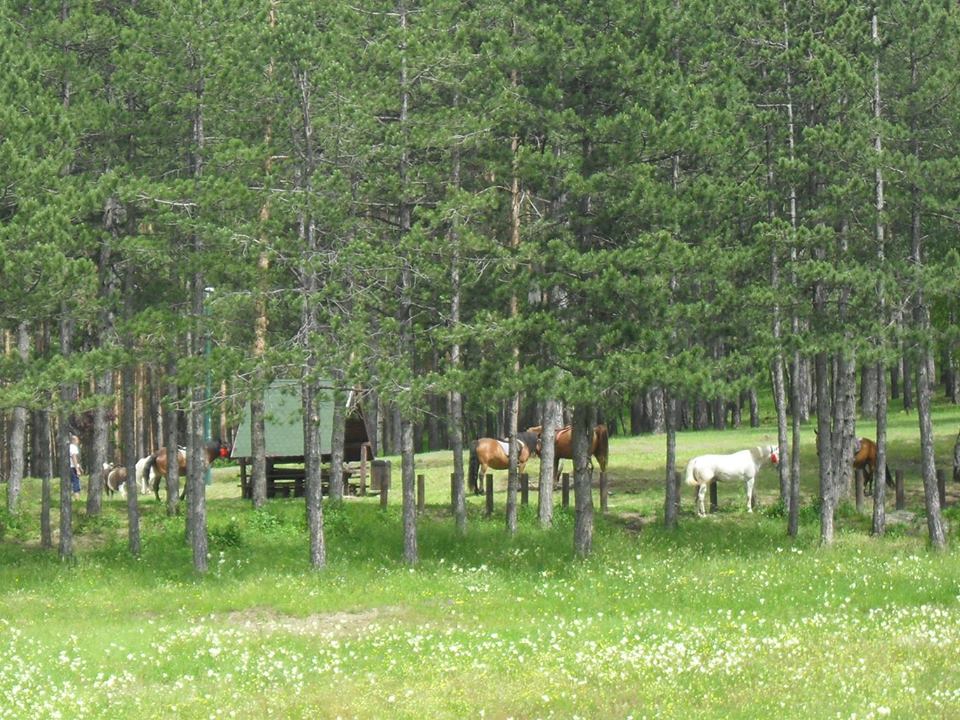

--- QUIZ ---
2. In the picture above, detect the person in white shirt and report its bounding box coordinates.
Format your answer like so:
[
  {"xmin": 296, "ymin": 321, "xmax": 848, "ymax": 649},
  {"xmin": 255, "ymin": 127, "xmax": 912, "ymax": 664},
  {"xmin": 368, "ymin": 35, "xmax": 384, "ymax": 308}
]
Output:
[{"xmin": 69, "ymin": 434, "xmax": 83, "ymax": 500}]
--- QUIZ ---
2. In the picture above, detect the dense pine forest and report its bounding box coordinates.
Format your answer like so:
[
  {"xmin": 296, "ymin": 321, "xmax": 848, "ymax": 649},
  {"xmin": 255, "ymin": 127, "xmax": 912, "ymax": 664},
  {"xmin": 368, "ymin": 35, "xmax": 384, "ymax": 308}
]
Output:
[{"xmin": 2, "ymin": 1, "xmax": 960, "ymax": 564}]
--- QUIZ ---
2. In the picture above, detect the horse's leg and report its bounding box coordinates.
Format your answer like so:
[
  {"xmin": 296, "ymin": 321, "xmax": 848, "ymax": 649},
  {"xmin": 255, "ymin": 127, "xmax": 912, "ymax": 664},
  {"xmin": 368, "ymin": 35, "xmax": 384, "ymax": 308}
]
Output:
[
  {"xmin": 745, "ymin": 475, "xmax": 755, "ymax": 513},
  {"xmin": 697, "ymin": 484, "xmax": 706, "ymax": 517}
]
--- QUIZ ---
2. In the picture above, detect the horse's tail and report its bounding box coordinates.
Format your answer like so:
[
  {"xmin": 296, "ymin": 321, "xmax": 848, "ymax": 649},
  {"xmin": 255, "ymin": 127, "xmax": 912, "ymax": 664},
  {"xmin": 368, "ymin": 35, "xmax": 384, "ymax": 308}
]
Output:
[
  {"xmin": 594, "ymin": 424, "xmax": 609, "ymax": 472},
  {"xmin": 885, "ymin": 463, "xmax": 894, "ymax": 488},
  {"xmin": 134, "ymin": 455, "xmax": 151, "ymax": 493},
  {"xmin": 141, "ymin": 454, "xmax": 160, "ymax": 500},
  {"xmin": 468, "ymin": 442, "xmax": 479, "ymax": 495},
  {"xmin": 683, "ymin": 457, "xmax": 697, "ymax": 486}
]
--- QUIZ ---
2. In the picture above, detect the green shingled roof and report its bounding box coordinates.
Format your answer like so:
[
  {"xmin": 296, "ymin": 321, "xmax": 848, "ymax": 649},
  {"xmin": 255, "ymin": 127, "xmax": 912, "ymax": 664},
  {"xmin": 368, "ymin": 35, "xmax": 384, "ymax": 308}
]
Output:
[{"xmin": 231, "ymin": 380, "xmax": 335, "ymax": 459}]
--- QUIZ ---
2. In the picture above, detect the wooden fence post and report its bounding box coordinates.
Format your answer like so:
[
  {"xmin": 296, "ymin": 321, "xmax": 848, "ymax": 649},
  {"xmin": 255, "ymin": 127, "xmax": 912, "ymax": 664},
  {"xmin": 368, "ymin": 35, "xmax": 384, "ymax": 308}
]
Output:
[
  {"xmin": 359, "ymin": 443, "xmax": 368, "ymax": 496},
  {"xmin": 600, "ymin": 470, "xmax": 608, "ymax": 513},
  {"xmin": 855, "ymin": 468, "xmax": 865, "ymax": 513},
  {"xmin": 673, "ymin": 470, "xmax": 682, "ymax": 515},
  {"xmin": 520, "ymin": 473, "xmax": 529, "ymax": 506},
  {"xmin": 561, "ymin": 472, "xmax": 570, "ymax": 508},
  {"xmin": 895, "ymin": 469, "xmax": 905, "ymax": 510},
  {"xmin": 417, "ymin": 474, "xmax": 425, "ymax": 514},
  {"xmin": 379, "ymin": 473, "xmax": 389, "ymax": 511},
  {"xmin": 485, "ymin": 474, "xmax": 494, "ymax": 517}
]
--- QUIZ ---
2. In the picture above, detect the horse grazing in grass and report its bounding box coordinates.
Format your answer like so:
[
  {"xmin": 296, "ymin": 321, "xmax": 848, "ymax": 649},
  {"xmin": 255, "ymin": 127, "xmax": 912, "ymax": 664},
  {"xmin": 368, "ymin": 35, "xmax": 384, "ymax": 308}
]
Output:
[
  {"xmin": 104, "ymin": 457, "xmax": 154, "ymax": 497},
  {"xmin": 527, "ymin": 423, "xmax": 609, "ymax": 482},
  {"xmin": 102, "ymin": 462, "xmax": 127, "ymax": 496},
  {"xmin": 467, "ymin": 431, "xmax": 539, "ymax": 495},
  {"xmin": 684, "ymin": 445, "xmax": 778, "ymax": 516},
  {"xmin": 139, "ymin": 439, "xmax": 230, "ymax": 501},
  {"xmin": 853, "ymin": 437, "xmax": 893, "ymax": 493}
]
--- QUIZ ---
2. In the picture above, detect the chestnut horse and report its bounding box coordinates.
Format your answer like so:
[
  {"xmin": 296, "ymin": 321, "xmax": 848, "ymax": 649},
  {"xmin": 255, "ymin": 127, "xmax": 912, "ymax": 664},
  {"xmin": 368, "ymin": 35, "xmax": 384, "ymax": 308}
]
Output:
[
  {"xmin": 140, "ymin": 439, "xmax": 230, "ymax": 501},
  {"xmin": 853, "ymin": 437, "xmax": 893, "ymax": 493},
  {"xmin": 467, "ymin": 431, "xmax": 539, "ymax": 495},
  {"xmin": 527, "ymin": 424, "xmax": 609, "ymax": 482}
]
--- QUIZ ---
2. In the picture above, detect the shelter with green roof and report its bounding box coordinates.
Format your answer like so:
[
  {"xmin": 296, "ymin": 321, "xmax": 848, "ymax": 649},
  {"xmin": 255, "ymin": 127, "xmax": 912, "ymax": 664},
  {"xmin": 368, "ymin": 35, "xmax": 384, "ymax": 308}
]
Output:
[{"xmin": 231, "ymin": 380, "xmax": 373, "ymax": 498}]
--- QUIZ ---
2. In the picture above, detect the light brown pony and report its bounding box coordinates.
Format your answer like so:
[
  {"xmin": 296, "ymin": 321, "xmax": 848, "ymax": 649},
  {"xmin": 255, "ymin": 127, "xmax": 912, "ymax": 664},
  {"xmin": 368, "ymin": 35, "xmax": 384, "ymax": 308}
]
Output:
[
  {"xmin": 140, "ymin": 439, "xmax": 230, "ymax": 501},
  {"xmin": 853, "ymin": 437, "xmax": 893, "ymax": 493},
  {"xmin": 528, "ymin": 423, "xmax": 610, "ymax": 481},
  {"xmin": 467, "ymin": 432, "xmax": 539, "ymax": 495}
]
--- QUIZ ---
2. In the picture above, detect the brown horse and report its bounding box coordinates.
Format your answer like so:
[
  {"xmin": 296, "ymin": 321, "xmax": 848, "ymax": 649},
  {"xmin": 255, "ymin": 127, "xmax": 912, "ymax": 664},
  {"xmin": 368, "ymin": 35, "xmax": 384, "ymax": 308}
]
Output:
[
  {"xmin": 853, "ymin": 437, "xmax": 893, "ymax": 493},
  {"xmin": 141, "ymin": 439, "xmax": 230, "ymax": 501},
  {"xmin": 467, "ymin": 431, "xmax": 539, "ymax": 495},
  {"xmin": 528, "ymin": 423, "xmax": 610, "ymax": 482}
]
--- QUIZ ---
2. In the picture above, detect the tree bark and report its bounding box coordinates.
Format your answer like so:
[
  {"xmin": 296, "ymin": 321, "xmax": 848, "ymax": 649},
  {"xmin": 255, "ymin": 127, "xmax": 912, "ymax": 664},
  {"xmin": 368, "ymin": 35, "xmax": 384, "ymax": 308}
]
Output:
[
  {"xmin": 872, "ymin": 362, "xmax": 888, "ymax": 535},
  {"xmin": 538, "ymin": 398, "xmax": 560, "ymax": 528},
  {"xmin": 448, "ymin": 126, "xmax": 467, "ymax": 535},
  {"xmin": 303, "ymin": 378, "xmax": 326, "ymax": 568},
  {"xmin": 6, "ymin": 322, "xmax": 30, "ymax": 513},
  {"xmin": 164, "ymin": 356, "xmax": 180, "ymax": 516},
  {"xmin": 663, "ymin": 392, "xmax": 679, "ymax": 530},
  {"xmin": 572, "ymin": 404, "xmax": 594, "ymax": 558},
  {"xmin": 917, "ymin": 348, "xmax": 945, "ymax": 548},
  {"xmin": 401, "ymin": 415, "xmax": 417, "ymax": 564},
  {"xmin": 952, "ymin": 428, "xmax": 960, "ymax": 484},
  {"xmin": 88, "ymin": 365, "xmax": 112, "ymax": 518},
  {"xmin": 902, "ymin": 354, "xmax": 914, "ymax": 411},
  {"xmin": 649, "ymin": 388, "xmax": 665, "ymax": 434},
  {"xmin": 58, "ymin": 310, "xmax": 75, "ymax": 560},
  {"xmin": 122, "ymin": 360, "xmax": 141, "ymax": 555},
  {"xmin": 860, "ymin": 364, "xmax": 878, "ymax": 418},
  {"xmin": 329, "ymin": 382, "xmax": 347, "ymax": 503},
  {"xmin": 870, "ymin": 11, "xmax": 888, "ymax": 536}
]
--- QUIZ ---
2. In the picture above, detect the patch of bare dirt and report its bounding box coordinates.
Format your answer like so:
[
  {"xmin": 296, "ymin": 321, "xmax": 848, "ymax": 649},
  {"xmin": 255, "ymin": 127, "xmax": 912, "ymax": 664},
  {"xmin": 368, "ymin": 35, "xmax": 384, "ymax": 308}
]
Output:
[
  {"xmin": 611, "ymin": 511, "xmax": 650, "ymax": 534},
  {"xmin": 220, "ymin": 606, "xmax": 403, "ymax": 637}
]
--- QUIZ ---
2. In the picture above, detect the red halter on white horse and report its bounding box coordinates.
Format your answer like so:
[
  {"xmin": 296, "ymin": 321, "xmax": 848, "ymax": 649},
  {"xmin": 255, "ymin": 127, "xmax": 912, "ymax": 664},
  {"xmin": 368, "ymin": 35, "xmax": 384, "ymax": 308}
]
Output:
[{"xmin": 683, "ymin": 445, "xmax": 778, "ymax": 516}]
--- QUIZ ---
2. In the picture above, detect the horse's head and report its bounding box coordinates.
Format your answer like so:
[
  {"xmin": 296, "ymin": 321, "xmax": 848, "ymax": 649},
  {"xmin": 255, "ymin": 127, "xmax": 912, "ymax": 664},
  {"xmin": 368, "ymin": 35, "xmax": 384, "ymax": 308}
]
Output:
[
  {"xmin": 763, "ymin": 444, "xmax": 779, "ymax": 465},
  {"xmin": 205, "ymin": 438, "xmax": 231, "ymax": 461},
  {"xmin": 517, "ymin": 431, "xmax": 541, "ymax": 457}
]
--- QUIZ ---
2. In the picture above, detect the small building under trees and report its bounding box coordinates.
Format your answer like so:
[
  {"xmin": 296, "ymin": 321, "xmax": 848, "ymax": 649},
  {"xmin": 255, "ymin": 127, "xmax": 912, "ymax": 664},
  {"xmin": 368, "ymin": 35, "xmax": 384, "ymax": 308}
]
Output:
[{"xmin": 231, "ymin": 380, "xmax": 373, "ymax": 498}]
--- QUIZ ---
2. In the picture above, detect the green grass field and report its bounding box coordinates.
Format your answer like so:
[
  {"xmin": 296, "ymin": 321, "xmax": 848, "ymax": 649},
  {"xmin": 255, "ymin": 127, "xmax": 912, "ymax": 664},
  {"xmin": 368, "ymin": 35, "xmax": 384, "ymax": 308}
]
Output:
[{"xmin": 2, "ymin": 402, "xmax": 960, "ymax": 719}]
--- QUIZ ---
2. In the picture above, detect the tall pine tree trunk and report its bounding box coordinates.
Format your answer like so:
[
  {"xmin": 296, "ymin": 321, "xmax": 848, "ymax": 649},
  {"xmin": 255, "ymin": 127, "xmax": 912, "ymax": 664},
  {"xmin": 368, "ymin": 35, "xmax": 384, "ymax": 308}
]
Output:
[
  {"xmin": 187, "ymin": 281, "xmax": 208, "ymax": 573},
  {"xmin": 538, "ymin": 398, "xmax": 560, "ymax": 528},
  {"xmin": 448, "ymin": 117, "xmax": 467, "ymax": 535},
  {"xmin": 397, "ymin": 0, "xmax": 418, "ymax": 565},
  {"xmin": 329, "ymin": 380, "xmax": 346, "ymax": 503},
  {"xmin": 250, "ymin": 2, "xmax": 277, "ymax": 512},
  {"xmin": 303, "ymin": 377, "xmax": 326, "ymax": 568},
  {"xmin": 185, "ymin": 67, "xmax": 207, "ymax": 573},
  {"xmin": 663, "ymin": 392, "xmax": 679, "ymax": 530},
  {"xmin": 870, "ymin": 12, "xmax": 888, "ymax": 536},
  {"xmin": 57, "ymin": 309, "xmax": 75, "ymax": 560},
  {"xmin": 572, "ymin": 404, "xmax": 595, "ymax": 558},
  {"xmin": 6, "ymin": 322, "xmax": 30, "ymax": 513},
  {"xmin": 872, "ymin": 361, "xmax": 888, "ymax": 534},
  {"xmin": 164, "ymin": 356, "xmax": 180, "ymax": 516},
  {"xmin": 505, "ymin": 92, "xmax": 522, "ymax": 536}
]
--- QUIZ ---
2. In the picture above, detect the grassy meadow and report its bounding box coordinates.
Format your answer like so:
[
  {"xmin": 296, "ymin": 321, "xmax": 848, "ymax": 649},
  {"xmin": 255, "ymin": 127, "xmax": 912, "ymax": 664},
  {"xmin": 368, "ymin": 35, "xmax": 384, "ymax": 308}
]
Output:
[{"xmin": 2, "ymin": 401, "xmax": 960, "ymax": 719}]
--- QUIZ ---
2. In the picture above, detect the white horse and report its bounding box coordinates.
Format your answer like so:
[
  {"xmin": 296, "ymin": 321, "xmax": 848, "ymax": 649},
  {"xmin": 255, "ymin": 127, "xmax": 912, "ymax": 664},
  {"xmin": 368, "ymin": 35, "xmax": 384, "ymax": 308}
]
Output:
[{"xmin": 683, "ymin": 445, "xmax": 778, "ymax": 516}]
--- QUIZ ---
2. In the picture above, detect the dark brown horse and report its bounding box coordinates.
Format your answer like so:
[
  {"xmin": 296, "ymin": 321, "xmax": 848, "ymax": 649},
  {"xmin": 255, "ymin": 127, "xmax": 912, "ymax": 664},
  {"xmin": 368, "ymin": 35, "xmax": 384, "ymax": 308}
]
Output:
[
  {"xmin": 141, "ymin": 439, "xmax": 230, "ymax": 501},
  {"xmin": 528, "ymin": 423, "xmax": 609, "ymax": 481},
  {"xmin": 853, "ymin": 437, "xmax": 893, "ymax": 493},
  {"xmin": 467, "ymin": 432, "xmax": 539, "ymax": 495}
]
